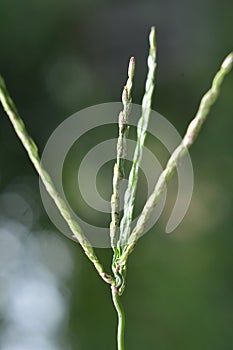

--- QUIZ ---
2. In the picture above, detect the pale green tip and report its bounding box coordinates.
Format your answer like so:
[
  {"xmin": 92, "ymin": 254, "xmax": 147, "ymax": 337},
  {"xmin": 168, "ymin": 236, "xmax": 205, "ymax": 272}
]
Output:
[
  {"xmin": 128, "ymin": 56, "xmax": 135, "ymax": 80},
  {"xmin": 221, "ymin": 52, "xmax": 233, "ymax": 71},
  {"xmin": 149, "ymin": 26, "xmax": 156, "ymax": 49}
]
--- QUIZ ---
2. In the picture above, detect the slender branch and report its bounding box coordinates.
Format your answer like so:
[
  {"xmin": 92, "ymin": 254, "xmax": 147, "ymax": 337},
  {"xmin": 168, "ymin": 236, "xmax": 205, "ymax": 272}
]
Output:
[
  {"xmin": 0, "ymin": 75, "xmax": 114, "ymax": 286},
  {"xmin": 110, "ymin": 56, "xmax": 135, "ymax": 249},
  {"xmin": 119, "ymin": 27, "xmax": 157, "ymax": 247},
  {"xmin": 111, "ymin": 286, "xmax": 125, "ymax": 350},
  {"xmin": 119, "ymin": 52, "xmax": 233, "ymax": 265}
]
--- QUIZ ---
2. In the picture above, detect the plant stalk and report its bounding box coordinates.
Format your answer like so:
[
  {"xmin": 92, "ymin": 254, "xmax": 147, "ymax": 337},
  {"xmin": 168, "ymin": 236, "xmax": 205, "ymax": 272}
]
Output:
[
  {"xmin": 119, "ymin": 26, "xmax": 157, "ymax": 247},
  {"xmin": 111, "ymin": 286, "xmax": 125, "ymax": 350},
  {"xmin": 119, "ymin": 51, "xmax": 233, "ymax": 265},
  {"xmin": 110, "ymin": 56, "xmax": 135, "ymax": 249},
  {"xmin": 0, "ymin": 75, "xmax": 114, "ymax": 286}
]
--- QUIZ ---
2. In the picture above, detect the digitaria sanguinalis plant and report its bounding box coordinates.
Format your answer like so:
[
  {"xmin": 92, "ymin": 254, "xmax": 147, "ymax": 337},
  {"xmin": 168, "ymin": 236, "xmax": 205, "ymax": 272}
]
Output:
[{"xmin": 0, "ymin": 27, "xmax": 232, "ymax": 350}]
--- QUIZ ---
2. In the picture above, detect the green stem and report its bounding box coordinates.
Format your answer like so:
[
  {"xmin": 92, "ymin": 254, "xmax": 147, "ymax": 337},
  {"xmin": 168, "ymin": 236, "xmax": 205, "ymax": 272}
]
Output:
[
  {"xmin": 119, "ymin": 51, "xmax": 233, "ymax": 265},
  {"xmin": 119, "ymin": 26, "xmax": 157, "ymax": 247},
  {"xmin": 0, "ymin": 75, "xmax": 114, "ymax": 286},
  {"xmin": 111, "ymin": 286, "xmax": 125, "ymax": 350},
  {"xmin": 110, "ymin": 56, "xmax": 135, "ymax": 249}
]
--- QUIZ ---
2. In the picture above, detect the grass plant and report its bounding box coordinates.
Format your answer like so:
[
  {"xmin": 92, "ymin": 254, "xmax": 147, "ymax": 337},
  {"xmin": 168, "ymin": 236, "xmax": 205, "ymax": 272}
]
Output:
[{"xmin": 0, "ymin": 27, "xmax": 232, "ymax": 350}]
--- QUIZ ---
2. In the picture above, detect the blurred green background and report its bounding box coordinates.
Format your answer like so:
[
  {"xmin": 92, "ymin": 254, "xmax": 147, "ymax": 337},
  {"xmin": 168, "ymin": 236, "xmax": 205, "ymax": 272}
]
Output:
[{"xmin": 0, "ymin": 0, "xmax": 233, "ymax": 349}]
